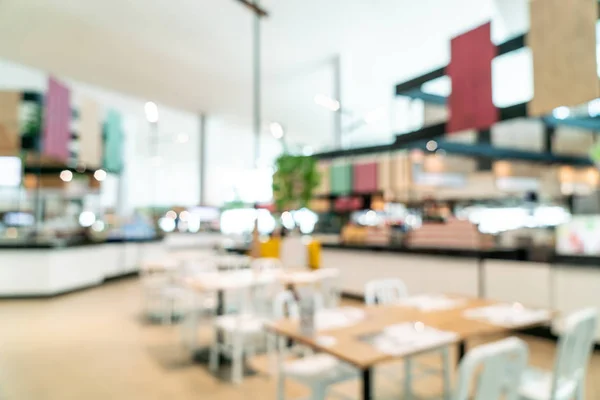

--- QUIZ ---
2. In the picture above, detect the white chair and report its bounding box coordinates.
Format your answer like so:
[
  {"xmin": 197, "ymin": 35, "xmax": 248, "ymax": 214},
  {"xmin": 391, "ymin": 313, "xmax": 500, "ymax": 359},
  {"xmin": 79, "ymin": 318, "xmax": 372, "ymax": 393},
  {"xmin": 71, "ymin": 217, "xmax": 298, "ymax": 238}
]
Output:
[
  {"xmin": 271, "ymin": 290, "xmax": 357, "ymax": 400},
  {"xmin": 519, "ymin": 308, "xmax": 598, "ymax": 400},
  {"xmin": 140, "ymin": 260, "xmax": 190, "ymax": 325},
  {"xmin": 365, "ymin": 278, "xmax": 408, "ymax": 305},
  {"xmin": 454, "ymin": 337, "xmax": 528, "ymax": 400},
  {"xmin": 178, "ymin": 259, "xmax": 219, "ymax": 349},
  {"xmin": 314, "ymin": 268, "xmax": 341, "ymax": 309},
  {"xmin": 209, "ymin": 276, "xmax": 276, "ymax": 383},
  {"xmin": 364, "ymin": 278, "xmax": 451, "ymax": 400}
]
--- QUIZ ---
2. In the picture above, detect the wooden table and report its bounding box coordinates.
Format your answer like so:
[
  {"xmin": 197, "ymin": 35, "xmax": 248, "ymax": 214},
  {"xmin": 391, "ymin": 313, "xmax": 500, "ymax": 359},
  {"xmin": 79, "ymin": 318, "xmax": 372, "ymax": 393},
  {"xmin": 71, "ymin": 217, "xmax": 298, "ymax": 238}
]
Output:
[{"xmin": 265, "ymin": 295, "xmax": 553, "ymax": 400}]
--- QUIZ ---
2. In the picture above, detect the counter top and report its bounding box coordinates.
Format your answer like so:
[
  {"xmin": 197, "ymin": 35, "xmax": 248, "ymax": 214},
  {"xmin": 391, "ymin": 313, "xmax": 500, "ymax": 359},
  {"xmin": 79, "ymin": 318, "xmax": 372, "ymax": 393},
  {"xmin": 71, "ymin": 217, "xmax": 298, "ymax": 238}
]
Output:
[
  {"xmin": 0, "ymin": 237, "xmax": 163, "ymax": 250},
  {"xmin": 553, "ymin": 254, "xmax": 600, "ymax": 268},
  {"xmin": 322, "ymin": 243, "xmax": 525, "ymax": 260},
  {"xmin": 322, "ymin": 243, "xmax": 600, "ymax": 267}
]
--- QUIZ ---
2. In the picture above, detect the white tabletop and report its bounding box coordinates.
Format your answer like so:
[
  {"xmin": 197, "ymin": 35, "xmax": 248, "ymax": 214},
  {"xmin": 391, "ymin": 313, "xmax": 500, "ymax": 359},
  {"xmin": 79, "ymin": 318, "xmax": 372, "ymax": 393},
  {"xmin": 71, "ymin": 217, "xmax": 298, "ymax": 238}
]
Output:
[{"xmin": 183, "ymin": 268, "xmax": 338, "ymax": 291}]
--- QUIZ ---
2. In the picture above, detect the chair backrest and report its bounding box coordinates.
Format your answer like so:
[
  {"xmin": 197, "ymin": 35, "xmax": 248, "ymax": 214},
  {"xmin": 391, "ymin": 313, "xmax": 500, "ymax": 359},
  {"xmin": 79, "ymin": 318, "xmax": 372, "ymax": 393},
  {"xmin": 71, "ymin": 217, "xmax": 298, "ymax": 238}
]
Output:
[
  {"xmin": 364, "ymin": 278, "xmax": 409, "ymax": 305},
  {"xmin": 251, "ymin": 257, "xmax": 283, "ymax": 273},
  {"xmin": 454, "ymin": 337, "xmax": 529, "ymax": 400},
  {"xmin": 219, "ymin": 254, "xmax": 251, "ymax": 270},
  {"xmin": 273, "ymin": 290, "xmax": 300, "ymax": 319},
  {"xmin": 314, "ymin": 268, "xmax": 341, "ymax": 308},
  {"xmin": 550, "ymin": 307, "xmax": 598, "ymax": 399},
  {"xmin": 222, "ymin": 273, "xmax": 278, "ymax": 318}
]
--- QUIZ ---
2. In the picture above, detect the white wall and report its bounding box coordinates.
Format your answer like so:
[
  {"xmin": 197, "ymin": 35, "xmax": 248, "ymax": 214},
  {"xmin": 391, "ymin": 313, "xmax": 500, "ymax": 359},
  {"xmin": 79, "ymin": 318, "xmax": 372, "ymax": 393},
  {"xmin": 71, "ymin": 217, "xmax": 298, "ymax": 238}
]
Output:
[
  {"xmin": 0, "ymin": 58, "xmax": 202, "ymax": 210},
  {"xmin": 204, "ymin": 116, "xmax": 282, "ymax": 207}
]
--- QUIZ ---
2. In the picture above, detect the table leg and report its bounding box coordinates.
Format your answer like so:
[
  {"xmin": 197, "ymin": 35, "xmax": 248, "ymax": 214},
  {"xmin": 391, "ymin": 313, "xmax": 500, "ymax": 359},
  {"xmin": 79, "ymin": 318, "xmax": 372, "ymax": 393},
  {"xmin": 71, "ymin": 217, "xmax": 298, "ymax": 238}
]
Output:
[
  {"xmin": 361, "ymin": 367, "xmax": 373, "ymax": 400},
  {"xmin": 457, "ymin": 340, "xmax": 466, "ymax": 364},
  {"xmin": 477, "ymin": 256, "xmax": 485, "ymax": 298},
  {"xmin": 216, "ymin": 290, "xmax": 225, "ymax": 316},
  {"xmin": 185, "ymin": 292, "xmax": 199, "ymax": 350}
]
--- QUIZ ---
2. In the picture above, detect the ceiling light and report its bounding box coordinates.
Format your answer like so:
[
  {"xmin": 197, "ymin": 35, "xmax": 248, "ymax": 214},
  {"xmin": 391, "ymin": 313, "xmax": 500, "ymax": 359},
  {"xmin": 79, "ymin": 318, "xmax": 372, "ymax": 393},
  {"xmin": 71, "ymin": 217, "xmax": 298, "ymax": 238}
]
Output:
[
  {"xmin": 158, "ymin": 217, "xmax": 176, "ymax": 232},
  {"xmin": 165, "ymin": 210, "xmax": 177, "ymax": 219},
  {"xmin": 91, "ymin": 220, "xmax": 105, "ymax": 232},
  {"xmin": 588, "ymin": 99, "xmax": 600, "ymax": 117},
  {"xmin": 314, "ymin": 94, "xmax": 340, "ymax": 112},
  {"xmin": 176, "ymin": 133, "xmax": 189, "ymax": 143},
  {"xmin": 270, "ymin": 122, "xmax": 284, "ymax": 139},
  {"xmin": 93, "ymin": 169, "xmax": 107, "ymax": 182},
  {"xmin": 552, "ymin": 106, "xmax": 570, "ymax": 120},
  {"xmin": 144, "ymin": 101, "xmax": 159, "ymax": 123},
  {"xmin": 59, "ymin": 170, "xmax": 73, "ymax": 182},
  {"xmin": 179, "ymin": 210, "xmax": 190, "ymax": 222},
  {"xmin": 426, "ymin": 140, "xmax": 438, "ymax": 151},
  {"xmin": 79, "ymin": 211, "xmax": 96, "ymax": 227}
]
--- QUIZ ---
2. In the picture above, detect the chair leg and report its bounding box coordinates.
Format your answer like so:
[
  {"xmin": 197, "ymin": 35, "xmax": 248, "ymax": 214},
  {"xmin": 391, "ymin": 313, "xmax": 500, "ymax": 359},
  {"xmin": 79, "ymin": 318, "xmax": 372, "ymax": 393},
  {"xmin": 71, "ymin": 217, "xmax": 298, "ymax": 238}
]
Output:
[
  {"xmin": 277, "ymin": 373, "xmax": 286, "ymax": 400},
  {"xmin": 231, "ymin": 337, "xmax": 244, "ymax": 384},
  {"xmin": 209, "ymin": 328, "xmax": 219, "ymax": 373},
  {"xmin": 575, "ymin": 380, "xmax": 585, "ymax": 400},
  {"xmin": 183, "ymin": 307, "xmax": 198, "ymax": 351},
  {"xmin": 441, "ymin": 347, "xmax": 452, "ymax": 400},
  {"xmin": 267, "ymin": 333, "xmax": 276, "ymax": 375},
  {"xmin": 311, "ymin": 384, "xmax": 328, "ymax": 400},
  {"xmin": 232, "ymin": 351, "xmax": 243, "ymax": 384},
  {"xmin": 404, "ymin": 357, "xmax": 413, "ymax": 400}
]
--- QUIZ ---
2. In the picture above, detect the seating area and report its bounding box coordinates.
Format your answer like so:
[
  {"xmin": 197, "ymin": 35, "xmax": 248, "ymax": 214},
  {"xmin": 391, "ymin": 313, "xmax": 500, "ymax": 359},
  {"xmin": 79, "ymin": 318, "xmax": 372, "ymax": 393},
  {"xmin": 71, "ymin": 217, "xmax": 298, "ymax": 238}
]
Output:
[
  {"xmin": 2, "ymin": 261, "xmax": 599, "ymax": 399},
  {"xmin": 64, "ymin": 249, "xmax": 595, "ymax": 400}
]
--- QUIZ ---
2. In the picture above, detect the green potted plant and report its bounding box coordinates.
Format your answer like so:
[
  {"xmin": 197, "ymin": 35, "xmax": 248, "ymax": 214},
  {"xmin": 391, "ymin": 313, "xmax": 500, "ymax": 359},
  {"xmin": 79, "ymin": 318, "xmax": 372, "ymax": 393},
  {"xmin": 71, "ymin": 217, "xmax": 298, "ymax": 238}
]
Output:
[
  {"xmin": 271, "ymin": 154, "xmax": 321, "ymax": 266},
  {"xmin": 272, "ymin": 154, "xmax": 321, "ymax": 212}
]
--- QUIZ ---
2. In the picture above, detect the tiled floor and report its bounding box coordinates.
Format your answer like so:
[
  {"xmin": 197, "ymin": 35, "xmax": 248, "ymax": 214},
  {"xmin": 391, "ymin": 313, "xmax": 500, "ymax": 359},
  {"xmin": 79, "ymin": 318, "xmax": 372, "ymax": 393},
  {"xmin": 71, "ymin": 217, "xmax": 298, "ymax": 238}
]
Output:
[{"xmin": 0, "ymin": 278, "xmax": 598, "ymax": 399}]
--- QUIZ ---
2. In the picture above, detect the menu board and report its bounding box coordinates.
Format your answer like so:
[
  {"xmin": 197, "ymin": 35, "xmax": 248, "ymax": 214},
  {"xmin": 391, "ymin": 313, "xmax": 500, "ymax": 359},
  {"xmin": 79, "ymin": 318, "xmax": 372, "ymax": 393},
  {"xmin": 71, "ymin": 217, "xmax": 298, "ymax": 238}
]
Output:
[{"xmin": 556, "ymin": 216, "xmax": 600, "ymax": 256}]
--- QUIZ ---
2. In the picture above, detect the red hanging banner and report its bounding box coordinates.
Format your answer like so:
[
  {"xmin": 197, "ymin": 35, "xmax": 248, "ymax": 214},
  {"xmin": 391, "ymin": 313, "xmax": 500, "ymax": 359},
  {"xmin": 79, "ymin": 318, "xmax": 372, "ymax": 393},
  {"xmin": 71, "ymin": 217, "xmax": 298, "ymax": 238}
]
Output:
[
  {"xmin": 353, "ymin": 162, "xmax": 378, "ymax": 194},
  {"xmin": 43, "ymin": 77, "xmax": 71, "ymax": 162},
  {"xmin": 447, "ymin": 22, "xmax": 497, "ymax": 133}
]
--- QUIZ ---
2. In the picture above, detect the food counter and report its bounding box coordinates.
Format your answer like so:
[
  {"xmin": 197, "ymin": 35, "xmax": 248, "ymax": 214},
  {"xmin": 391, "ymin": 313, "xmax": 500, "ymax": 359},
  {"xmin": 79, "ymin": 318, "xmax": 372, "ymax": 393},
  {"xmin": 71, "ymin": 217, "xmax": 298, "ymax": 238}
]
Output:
[
  {"xmin": 321, "ymin": 244, "xmax": 600, "ymax": 341},
  {"xmin": 0, "ymin": 231, "xmax": 227, "ymax": 298},
  {"xmin": 0, "ymin": 239, "xmax": 167, "ymax": 297}
]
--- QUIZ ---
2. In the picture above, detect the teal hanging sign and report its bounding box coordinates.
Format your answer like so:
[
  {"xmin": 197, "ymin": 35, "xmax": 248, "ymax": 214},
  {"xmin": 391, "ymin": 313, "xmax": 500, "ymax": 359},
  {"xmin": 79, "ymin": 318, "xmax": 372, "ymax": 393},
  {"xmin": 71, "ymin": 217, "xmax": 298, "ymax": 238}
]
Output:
[{"xmin": 103, "ymin": 110, "xmax": 124, "ymax": 174}]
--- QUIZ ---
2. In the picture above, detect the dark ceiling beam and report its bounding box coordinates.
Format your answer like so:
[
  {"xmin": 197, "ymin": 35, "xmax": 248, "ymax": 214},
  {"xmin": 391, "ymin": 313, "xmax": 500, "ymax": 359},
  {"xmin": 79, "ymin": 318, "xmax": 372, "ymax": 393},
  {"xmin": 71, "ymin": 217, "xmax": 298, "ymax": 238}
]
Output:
[
  {"xmin": 395, "ymin": 67, "xmax": 445, "ymax": 95},
  {"xmin": 409, "ymin": 89, "xmax": 600, "ymax": 130},
  {"xmin": 499, "ymin": 102, "xmax": 527, "ymax": 120},
  {"xmin": 402, "ymin": 89, "xmax": 446, "ymax": 104},
  {"xmin": 395, "ymin": 33, "xmax": 527, "ymax": 96},
  {"xmin": 496, "ymin": 33, "xmax": 526, "ymax": 56},
  {"xmin": 313, "ymin": 143, "xmax": 394, "ymax": 159},
  {"xmin": 234, "ymin": 0, "xmax": 268, "ymax": 17},
  {"xmin": 408, "ymin": 140, "xmax": 593, "ymax": 166},
  {"xmin": 394, "ymin": 123, "xmax": 446, "ymax": 145},
  {"xmin": 314, "ymin": 134, "xmax": 593, "ymax": 166}
]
